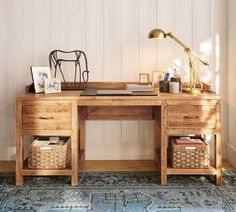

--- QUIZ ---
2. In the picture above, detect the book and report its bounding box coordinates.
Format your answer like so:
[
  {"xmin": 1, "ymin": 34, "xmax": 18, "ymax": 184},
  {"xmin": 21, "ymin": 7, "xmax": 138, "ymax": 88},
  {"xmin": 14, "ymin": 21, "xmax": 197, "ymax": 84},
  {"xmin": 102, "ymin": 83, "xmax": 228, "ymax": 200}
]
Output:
[
  {"xmin": 175, "ymin": 138, "xmax": 204, "ymax": 145},
  {"xmin": 126, "ymin": 84, "xmax": 154, "ymax": 92}
]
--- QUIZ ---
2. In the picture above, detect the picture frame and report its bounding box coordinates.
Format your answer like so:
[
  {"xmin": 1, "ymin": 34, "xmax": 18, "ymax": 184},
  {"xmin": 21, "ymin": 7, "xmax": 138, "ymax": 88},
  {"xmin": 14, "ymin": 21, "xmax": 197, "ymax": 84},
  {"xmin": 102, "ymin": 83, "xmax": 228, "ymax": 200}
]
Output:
[
  {"xmin": 31, "ymin": 66, "xmax": 52, "ymax": 93},
  {"xmin": 44, "ymin": 78, "xmax": 61, "ymax": 94},
  {"xmin": 139, "ymin": 73, "xmax": 149, "ymax": 85},
  {"xmin": 152, "ymin": 71, "xmax": 166, "ymax": 88}
]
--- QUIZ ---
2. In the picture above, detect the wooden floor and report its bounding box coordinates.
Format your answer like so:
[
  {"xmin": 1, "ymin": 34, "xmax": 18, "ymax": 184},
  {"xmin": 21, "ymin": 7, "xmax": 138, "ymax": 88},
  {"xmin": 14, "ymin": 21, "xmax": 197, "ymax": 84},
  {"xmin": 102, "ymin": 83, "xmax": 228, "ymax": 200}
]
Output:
[{"xmin": 0, "ymin": 160, "xmax": 234, "ymax": 172}]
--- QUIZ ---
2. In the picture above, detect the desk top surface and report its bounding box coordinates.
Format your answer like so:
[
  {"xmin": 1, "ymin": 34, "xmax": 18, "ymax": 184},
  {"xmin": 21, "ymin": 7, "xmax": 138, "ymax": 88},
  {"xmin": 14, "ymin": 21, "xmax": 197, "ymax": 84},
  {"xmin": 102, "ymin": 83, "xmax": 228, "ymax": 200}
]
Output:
[{"xmin": 17, "ymin": 90, "xmax": 220, "ymax": 101}]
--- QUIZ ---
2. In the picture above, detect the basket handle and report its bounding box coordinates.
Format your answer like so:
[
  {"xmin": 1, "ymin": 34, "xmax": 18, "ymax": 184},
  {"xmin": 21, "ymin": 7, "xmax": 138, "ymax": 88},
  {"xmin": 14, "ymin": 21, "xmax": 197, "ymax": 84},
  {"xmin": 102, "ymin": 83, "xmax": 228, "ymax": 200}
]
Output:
[
  {"xmin": 183, "ymin": 115, "xmax": 199, "ymax": 120},
  {"xmin": 39, "ymin": 116, "xmax": 54, "ymax": 120}
]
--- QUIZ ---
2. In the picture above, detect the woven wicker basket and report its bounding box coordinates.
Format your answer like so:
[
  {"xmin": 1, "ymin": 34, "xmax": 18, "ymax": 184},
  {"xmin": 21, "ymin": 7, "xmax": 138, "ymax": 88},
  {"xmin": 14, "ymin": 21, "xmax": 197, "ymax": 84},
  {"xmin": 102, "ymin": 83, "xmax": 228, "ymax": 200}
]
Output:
[
  {"xmin": 170, "ymin": 136, "xmax": 210, "ymax": 169},
  {"xmin": 28, "ymin": 138, "xmax": 69, "ymax": 169}
]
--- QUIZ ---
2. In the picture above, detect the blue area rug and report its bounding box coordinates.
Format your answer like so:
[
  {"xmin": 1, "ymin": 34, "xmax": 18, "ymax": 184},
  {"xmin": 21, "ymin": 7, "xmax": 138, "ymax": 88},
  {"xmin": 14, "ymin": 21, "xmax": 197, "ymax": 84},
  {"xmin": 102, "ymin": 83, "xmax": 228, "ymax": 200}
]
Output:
[{"xmin": 0, "ymin": 171, "xmax": 235, "ymax": 211}]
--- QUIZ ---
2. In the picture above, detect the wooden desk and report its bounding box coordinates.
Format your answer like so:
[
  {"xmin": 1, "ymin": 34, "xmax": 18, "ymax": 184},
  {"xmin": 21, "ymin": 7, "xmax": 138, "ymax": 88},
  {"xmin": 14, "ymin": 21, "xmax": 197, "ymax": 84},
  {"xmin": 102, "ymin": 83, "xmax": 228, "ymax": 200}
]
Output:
[{"xmin": 16, "ymin": 88, "xmax": 222, "ymax": 186}]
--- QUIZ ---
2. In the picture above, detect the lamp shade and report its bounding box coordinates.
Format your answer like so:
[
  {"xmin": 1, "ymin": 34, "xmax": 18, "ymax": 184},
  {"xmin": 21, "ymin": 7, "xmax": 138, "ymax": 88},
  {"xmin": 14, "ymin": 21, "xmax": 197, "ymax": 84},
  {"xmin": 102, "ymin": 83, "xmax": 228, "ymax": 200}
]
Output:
[{"xmin": 148, "ymin": 29, "xmax": 167, "ymax": 39}]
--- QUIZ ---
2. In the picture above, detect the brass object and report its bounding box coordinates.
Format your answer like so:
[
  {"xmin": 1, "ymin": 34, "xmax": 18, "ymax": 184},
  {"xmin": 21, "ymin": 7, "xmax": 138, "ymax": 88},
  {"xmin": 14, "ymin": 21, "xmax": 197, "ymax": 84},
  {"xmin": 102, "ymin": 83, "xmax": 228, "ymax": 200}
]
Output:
[{"xmin": 148, "ymin": 29, "xmax": 209, "ymax": 94}]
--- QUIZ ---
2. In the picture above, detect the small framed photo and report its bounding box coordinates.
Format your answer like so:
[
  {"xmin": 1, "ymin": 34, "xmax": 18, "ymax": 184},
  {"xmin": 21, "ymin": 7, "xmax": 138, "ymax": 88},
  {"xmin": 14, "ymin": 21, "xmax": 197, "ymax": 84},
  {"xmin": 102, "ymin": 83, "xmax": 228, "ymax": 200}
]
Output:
[
  {"xmin": 139, "ymin": 73, "xmax": 149, "ymax": 85},
  {"xmin": 152, "ymin": 71, "xmax": 166, "ymax": 88},
  {"xmin": 31, "ymin": 66, "xmax": 52, "ymax": 93},
  {"xmin": 44, "ymin": 78, "xmax": 61, "ymax": 94}
]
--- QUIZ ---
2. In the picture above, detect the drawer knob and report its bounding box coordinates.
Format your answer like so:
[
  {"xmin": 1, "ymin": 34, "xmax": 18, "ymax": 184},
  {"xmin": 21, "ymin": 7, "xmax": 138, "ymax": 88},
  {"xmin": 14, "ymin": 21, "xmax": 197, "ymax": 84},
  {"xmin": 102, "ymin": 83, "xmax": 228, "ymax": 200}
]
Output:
[
  {"xmin": 183, "ymin": 116, "xmax": 199, "ymax": 120},
  {"xmin": 39, "ymin": 116, "xmax": 54, "ymax": 120}
]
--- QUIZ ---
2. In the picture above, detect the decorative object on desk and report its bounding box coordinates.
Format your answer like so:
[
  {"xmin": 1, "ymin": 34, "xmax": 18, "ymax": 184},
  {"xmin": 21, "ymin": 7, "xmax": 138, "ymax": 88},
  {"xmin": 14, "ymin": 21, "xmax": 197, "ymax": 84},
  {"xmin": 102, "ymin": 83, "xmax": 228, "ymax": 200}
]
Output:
[
  {"xmin": 159, "ymin": 80, "xmax": 169, "ymax": 93},
  {"xmin": 169, "ymin": 81, "xmax": 179, "ymax": 94},
  {"xmin": 44, "ymin": 78, "xmax": 61, "ymax": 94},
  {"xmin": 49, "ymin": 50, "xmax": 89, "ymax": 90},
  {"xmin": 31, "ymin": 66, "xmax": 52, "ymax": 93},
  {"xmin": 127, "ymin": 84, "xmax": 153, "ymax": 91},
  {"xmin": 148, "ymin": 28, "xmax": 210, "ymax": 94},
  {"xmin": 152, "ymin": 71, "xmax": 166, "ymax": 88},
  {"xmin": 139, "ymin": 73, "xmax": 149, "ymax": 85},
  {"xmin": 170, "ymin": 68, "xmax": 182, "ymax": 92}
]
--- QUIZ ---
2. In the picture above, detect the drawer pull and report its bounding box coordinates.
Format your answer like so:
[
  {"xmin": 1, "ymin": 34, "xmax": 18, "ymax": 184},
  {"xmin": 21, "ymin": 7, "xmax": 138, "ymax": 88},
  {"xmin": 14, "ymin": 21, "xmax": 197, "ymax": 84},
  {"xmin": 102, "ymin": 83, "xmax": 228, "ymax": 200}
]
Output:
[
  {"xmin": 183, "ymin": 116, "xmax": 199, "ymax": 120},
  {"xmin": 39, "ymin": 116, "xmax": 54, "ymax": 120}
]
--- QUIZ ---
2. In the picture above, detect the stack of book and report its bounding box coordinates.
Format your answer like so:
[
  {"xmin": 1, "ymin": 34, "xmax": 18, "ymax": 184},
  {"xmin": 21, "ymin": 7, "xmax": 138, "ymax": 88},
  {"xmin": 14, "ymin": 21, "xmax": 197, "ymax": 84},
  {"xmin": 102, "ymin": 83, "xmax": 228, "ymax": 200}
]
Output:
[
  {"xmin": 174, "ymin": 137, "xmax": 204, "ymax": 146},
  {"xmin": 126, "ymin": 84, "xmax": 153, "ymax": 92}
]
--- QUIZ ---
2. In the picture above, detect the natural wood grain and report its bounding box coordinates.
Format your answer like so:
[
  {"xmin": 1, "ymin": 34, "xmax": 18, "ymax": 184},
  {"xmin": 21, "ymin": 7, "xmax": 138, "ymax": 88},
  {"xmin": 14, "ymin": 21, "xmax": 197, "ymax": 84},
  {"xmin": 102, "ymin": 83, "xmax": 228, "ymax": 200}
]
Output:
[
  {"xmin": 215, "ymin": 102, "xmax": 222, "ymax": 185},
  {"xmin": 22, "ymin": 169, "xmax": 72, "ymax": 176},
  {"xmin": 15, "ymin": 88, "xmax": 222, "ymax": 186},
  {"xmin": 1, "ymin": 159, "xmax": 234, "ymax": 173},
  {"xmin": 16, "ymin": 100, "xmax": 23, "ymax": 186},
  {"xmin": 78, "ymin": 107, "xmax": 86, "ymax": 150},
  {"xmin": 86, "ymin": 106, "xmax": 154, "ymax": 120},
  {"xmin": 167, "ymin": 105, "xmax": 216, "ymax": 129},
  {"xmin": 167, "ymin": 166, "xmax": 217, "ymax": 175},
  {"xmin": 71, "ymin": 101, "xmax": 78, "ymax": 185},
  {"xmin": 161, "ymin": 102, "xmax": 168, "ymax": 185},
  {"xmin": 79, "ymin": 160, "xmax": 159, "ymax": 171}
]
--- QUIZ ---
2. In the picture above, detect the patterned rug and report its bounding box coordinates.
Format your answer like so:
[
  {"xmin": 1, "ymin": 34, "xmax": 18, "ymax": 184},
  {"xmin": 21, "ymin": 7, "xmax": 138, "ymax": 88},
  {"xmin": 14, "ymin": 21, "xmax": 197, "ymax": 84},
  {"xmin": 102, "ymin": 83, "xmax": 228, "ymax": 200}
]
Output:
[{"xmin": 0, "ymin": 171, "xmax": 235, "ymax": 212}]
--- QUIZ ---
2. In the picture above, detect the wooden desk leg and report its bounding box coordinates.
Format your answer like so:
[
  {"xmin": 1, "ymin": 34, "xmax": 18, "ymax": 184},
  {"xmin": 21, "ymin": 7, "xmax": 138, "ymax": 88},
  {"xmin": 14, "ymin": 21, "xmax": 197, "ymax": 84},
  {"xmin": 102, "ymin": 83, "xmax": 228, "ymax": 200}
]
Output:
[
  {"xmin": 154, "ymin": 106, "xmax": 161, "ymax": 164},
  {"xmin": 215, "ymin": 102, "xmax": 222, "ymax": 186},
  {"xmin": 79, "ymin": 107, "xmax": 85, "ymax": 151},
  {"xmin": 161, "ymin": 104, "xmax": 167, "ymax": 185},
  {"xmin": 161, "ymin": 135, "xmax": 168, "ymax": 185},
  {"xmin": 71, "ymin": 102, "xmax": 78, "ymax": 186},
  {"xmin": 16, "ymin": 100, "xmax": 23, "ymax": 186},
  {"xmin": 215, "ymin": 133, "xmax": 222, "ymax": 186}
]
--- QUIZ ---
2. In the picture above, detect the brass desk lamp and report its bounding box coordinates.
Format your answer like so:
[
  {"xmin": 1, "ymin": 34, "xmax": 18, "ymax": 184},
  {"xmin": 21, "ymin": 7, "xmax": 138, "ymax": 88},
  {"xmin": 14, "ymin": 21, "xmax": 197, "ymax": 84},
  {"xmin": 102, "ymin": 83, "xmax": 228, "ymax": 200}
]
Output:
[{"xmin": 148, "ymin": 29, "xmax": 209, "ymax": 94}]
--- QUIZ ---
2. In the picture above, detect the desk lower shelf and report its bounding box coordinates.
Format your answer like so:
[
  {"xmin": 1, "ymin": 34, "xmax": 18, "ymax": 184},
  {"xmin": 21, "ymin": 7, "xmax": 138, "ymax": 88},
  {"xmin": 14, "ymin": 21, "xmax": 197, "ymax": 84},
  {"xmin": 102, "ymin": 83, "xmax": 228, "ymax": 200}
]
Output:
[
  {"xmin": 22, "ymin": 168, "xmax": 72, "ymax": 176},
  {"xmin": 167, "ymin": 166, "xmax": 217, "ymax": 175}
]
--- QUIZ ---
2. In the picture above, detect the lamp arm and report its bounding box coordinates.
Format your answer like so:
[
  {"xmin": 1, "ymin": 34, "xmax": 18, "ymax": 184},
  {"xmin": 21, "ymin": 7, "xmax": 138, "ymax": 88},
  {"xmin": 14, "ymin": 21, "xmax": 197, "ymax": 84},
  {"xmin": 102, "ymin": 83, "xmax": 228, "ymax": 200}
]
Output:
[{"xmin": 166, "ymin": 32, "xmax": 209, "ymax": 66}]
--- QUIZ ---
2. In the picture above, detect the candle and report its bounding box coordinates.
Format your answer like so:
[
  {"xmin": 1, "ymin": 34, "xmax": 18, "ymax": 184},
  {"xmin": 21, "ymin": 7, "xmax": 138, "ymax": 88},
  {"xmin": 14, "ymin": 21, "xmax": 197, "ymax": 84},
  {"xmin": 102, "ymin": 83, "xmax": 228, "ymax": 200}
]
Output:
[{"xmin": 169, "ymin": 82, "xmax": 179, "ymax": 94}]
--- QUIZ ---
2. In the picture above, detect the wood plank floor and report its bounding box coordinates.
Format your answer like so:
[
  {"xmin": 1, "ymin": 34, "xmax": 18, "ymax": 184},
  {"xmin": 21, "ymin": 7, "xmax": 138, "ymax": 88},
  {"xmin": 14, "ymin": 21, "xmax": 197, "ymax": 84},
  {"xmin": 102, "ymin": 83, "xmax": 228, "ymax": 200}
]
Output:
[{"xmin": 0, "ymin": 160, "xmax": 234, "ymax": 172}]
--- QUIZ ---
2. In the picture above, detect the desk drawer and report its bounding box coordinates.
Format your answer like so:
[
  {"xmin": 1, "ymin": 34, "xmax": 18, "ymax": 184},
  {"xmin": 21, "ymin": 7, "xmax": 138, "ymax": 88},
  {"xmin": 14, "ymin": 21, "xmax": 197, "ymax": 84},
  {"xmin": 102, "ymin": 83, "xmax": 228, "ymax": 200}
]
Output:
[
  {"xmin": 22, "ymin": 104, "xmax": 72, "ymax": 130},
  {"xmin": 167, "ymin": 105, "xmax": 216, "ymax": 129}
]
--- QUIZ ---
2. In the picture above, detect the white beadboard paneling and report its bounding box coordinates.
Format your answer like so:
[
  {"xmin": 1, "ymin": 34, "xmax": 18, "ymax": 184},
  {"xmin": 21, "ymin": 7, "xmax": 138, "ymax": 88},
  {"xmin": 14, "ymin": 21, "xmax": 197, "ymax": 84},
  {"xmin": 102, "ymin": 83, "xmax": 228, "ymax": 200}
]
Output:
[
  {"xmin": 121, "ymin": 0, "xmax": 140, "ymax": 149},
  {"xmin": 104, "ymin": 0, "xmax": 122, "ymax": 82},
  {"xmin": 86, "ymin": 142, "xmax": 154, "ymax": 160},
  {"xmin": 122, "ymin": 0, "xmax": 140, "ymax": 81},
  {"xmin": 0, "ymin": 0, "xmax": 10, "ymax": 146},
  {"xmin": 51, "ymin": 0, "xmax": 73, "ymax": 81},
  {"xmin": 14, "ymin": 0, "xmax": 33, "ymax": 95},
  {"xmin": 122, "ymin": 121, "xmax": 140, "ymax": 144},
  {"xmin": 103, "ymin": 121, "xmax": 122, "ymax": 144},
  {"xmin": 139, "ymin": 0, "xmax": 156, "ymax": 155},
  {"xmin": 193, "ymin": 0, "xmax": 210, "ymax": 83},
  {"xmin": 140, "ymin": 0, "xmax": 157, "ymax": 75},
  {"xmin": 214, "ymin": 0, "xmax": 228, "ymax": 159},
  {"xmin": 85, "ymin": 0, "xmax": 105, "ymax": 160},
  {"xmin": 32, "ymin": 0, "xmax": 51, "ymax": 66},
  {"xmin": 102, "ymin": 0, "xmax": 122, "ymax": 148},
  {"xmin": 68, "ymin": 0, "xmax": 86, "ymax": 51},
  {"xmin": 157, "ymin": 0, "xmax": 175, "ymax": 72},
  {"xmin": 174, "ymin": 0, "xmax": 193, "ymax": 82},
  {"xmin": 86, "ymin": 0, "xmax": 104, "ymax": 81}
]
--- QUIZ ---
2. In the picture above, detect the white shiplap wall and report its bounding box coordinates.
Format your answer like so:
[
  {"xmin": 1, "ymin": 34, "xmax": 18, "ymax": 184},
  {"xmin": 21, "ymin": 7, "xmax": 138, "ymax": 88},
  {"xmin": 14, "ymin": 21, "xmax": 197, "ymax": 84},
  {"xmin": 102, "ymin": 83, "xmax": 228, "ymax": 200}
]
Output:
[{"xmin": 0, "ymin": 0, "xmax": 228, "ymax": 160}]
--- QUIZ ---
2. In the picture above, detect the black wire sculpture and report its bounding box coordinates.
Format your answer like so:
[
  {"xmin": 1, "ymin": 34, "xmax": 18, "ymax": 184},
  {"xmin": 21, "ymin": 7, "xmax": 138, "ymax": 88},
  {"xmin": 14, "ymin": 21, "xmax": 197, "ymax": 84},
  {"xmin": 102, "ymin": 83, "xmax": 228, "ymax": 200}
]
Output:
[{"xmin": 49, "ymin": 50, "xmax": 89, "ymax": 89}]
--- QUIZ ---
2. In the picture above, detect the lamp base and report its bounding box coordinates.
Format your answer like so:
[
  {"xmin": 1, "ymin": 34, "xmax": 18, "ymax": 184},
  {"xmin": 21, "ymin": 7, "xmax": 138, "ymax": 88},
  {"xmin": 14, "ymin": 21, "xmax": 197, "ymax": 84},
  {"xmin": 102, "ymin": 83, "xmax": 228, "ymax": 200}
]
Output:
[{"xmin": 182, "ymin": 88, "xmax": 203, "ymax": 94}]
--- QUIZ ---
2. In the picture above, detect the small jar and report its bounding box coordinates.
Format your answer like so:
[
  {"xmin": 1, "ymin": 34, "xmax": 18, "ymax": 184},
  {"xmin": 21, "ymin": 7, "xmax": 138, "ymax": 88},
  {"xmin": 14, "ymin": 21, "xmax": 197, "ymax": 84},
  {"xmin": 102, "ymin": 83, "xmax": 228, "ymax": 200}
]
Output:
[
  {"xmin": 169, "ymin": 82, "xmax": 179, "ymax": 94},
  {"xmin": 170, "ymin": 77, "xmax": 181, "ymax": 92}
]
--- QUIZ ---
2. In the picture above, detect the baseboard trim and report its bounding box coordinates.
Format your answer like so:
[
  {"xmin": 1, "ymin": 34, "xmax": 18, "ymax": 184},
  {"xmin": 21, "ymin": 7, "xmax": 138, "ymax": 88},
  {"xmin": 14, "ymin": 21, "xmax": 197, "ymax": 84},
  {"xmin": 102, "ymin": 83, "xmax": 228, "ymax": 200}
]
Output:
[
  {"xmin": 227, "ymin": 143, "xmax": 236, "ymax": 168},
  {"xmin": 0, "ymin": 161, "xmax": 15, "ymax": 172}
]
